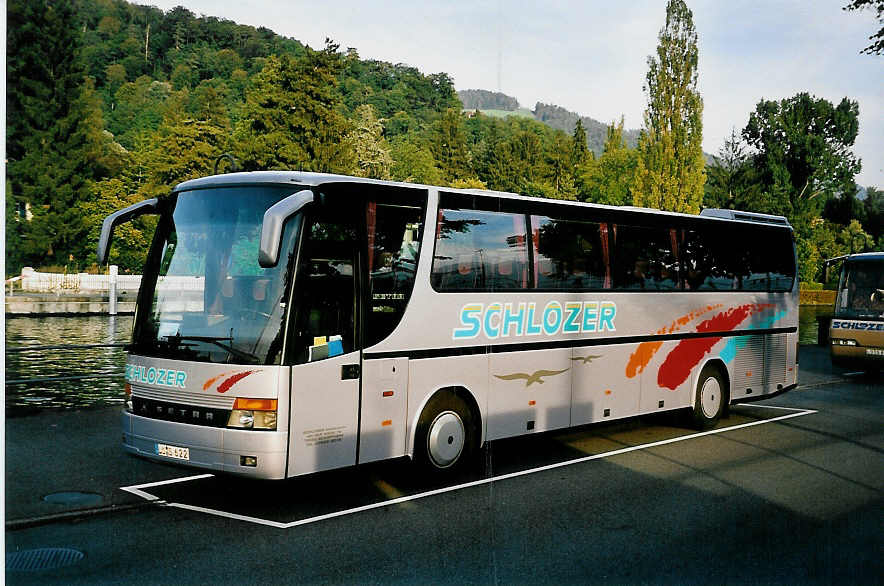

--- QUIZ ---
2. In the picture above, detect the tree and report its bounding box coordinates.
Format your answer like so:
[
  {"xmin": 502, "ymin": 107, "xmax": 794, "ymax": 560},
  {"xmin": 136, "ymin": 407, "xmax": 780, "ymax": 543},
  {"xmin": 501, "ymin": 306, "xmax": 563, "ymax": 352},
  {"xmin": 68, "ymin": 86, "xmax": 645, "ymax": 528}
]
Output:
[
  {"xmin": 571, "ymin": 118, "xmax": 590, "ymax": 168},
  {"xmin": 545, "ymin": 134, "xmax": 578, "ymax": 200},
  {"xmin": 144, "ymin": 116, "xmax": 229, "ymax": 194},
  {"xmin": 703, "ymin": 129, "xmax": 758, "ymax": 210},
  {"xmin": 741, "ymin": 93, "xmax": 861, "ymax": 232},
  {"xmin": 8, "ymin": 77, "xmax": 127, "ymax": 270},
  {"xmin": 6, "ymin": 0, "xmax": 83, "ymax": 163},
  {"xmin": 844, "ymin": 0, "xmax": 884, "ymax": 55},
  {"xmin": 633, "ymin": 0, "xmax": 706, "ymax": 213},
  {"xmin": 347, "ymin": 104, "xmax": 393, "ymax": 180},
  {"xmin": 233, "ymin": 43, "xmax": 355, "ymax": 173},
  {"xmin": 390, "ymin": 137, "xmax": 443, "ymax": 185},
  {"xmin": 580, "ymin": 118, "xmax": 638, "ymax": 206},
  {"xmin": 838, "ymin": 219, "xmax": 875, "ymax": 253},
  {"xmin": 862, "ymin": 186, "xmax": 883, "ymax": 244},
  {"xmin": 79, "ymin": 178, "xmax": 154, "ymax": 270},
  {"xmin": 429, "ymin": 108, "xmax": 474, "ymax": 182}
]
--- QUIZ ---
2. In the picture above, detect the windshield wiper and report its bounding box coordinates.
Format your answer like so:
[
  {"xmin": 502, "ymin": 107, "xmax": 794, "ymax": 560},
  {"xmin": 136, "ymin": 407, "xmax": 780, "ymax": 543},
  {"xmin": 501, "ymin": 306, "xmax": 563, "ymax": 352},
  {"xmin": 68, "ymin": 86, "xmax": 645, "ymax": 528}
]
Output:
[{"xmin": 165, "ymin": 334, "xmax": 259, "ymax": 363}]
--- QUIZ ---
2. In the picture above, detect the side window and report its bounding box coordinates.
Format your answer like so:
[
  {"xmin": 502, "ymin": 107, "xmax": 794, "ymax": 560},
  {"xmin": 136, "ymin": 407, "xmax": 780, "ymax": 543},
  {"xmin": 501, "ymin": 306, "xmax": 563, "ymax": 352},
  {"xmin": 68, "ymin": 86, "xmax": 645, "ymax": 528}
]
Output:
[
  {"xmin": 366, "ymin": 202, "xmax": 423, "ymax": 346},
  {"xmin": 683, "ymin": 227, "xmax": 741, "ymax": 291},
  {"xmin": 532, "ymin": 216, "xmax": 609, "ymax": 290},
  {"xmin": 290, "ymin": 216, "xmax": 357, "ymax": 364},
  {"xmin": 612, "ymin": 224, "xmax": 681, "ymax": 290},
  {"xmin": 432, "ymin": 209, "xmax": 528, "ymax": 291},
  {"xmin": 745, "ymin": 227, "xmax": 795, "ymax": 292}
]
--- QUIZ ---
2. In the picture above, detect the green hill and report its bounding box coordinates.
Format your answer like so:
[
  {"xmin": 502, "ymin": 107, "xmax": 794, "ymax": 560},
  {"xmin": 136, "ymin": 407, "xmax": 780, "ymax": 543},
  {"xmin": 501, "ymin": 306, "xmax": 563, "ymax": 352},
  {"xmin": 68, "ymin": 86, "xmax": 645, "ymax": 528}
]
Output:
[{"xmin": 458, "ymin": 90, "xmax": 639, "ymax": 156}]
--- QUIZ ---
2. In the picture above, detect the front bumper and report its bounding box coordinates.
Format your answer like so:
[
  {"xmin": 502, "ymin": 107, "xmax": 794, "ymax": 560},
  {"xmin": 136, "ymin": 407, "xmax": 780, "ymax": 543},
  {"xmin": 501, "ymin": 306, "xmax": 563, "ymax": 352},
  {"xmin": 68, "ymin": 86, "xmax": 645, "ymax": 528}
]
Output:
[
  {"xmin": 830, "ymin": 346, "xmax": 884, "ymax": 371},
  {"xmin": 122, "ymin": 410, "xmax": 288, "ymax": 479}
]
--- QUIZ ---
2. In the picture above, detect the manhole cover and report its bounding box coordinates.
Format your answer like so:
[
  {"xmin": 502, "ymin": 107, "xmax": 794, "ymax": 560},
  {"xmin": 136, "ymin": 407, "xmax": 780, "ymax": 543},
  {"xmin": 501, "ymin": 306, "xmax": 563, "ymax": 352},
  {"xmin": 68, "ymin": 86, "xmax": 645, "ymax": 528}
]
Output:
[
  {"xmin": 43, "ymin": 492, "xmax": 103, "ymax": 506},
  {"xmin": 6, "ymin": 548, "xmax": 85, "ymax": 571}
]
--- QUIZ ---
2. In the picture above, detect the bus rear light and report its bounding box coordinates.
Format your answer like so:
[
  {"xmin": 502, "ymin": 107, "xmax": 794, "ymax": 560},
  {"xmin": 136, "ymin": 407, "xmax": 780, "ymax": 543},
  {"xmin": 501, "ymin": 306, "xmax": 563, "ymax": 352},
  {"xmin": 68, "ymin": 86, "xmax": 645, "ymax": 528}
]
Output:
[{"xmin": 124, "ymin": 383, "xmax": 133, "ymax": 412}]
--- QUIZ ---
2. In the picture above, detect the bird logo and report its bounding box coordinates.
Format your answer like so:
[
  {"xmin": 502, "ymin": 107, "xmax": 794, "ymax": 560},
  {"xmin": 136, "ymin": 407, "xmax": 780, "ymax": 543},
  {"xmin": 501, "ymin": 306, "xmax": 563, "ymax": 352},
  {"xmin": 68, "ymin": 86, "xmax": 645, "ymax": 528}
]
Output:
[
  {"xmin": 571, "ymin": 354, "xmax": 602, "ymax": 365},
  {"xmin": 494, "ymin": 368, "xmax": 570, "ymax": 387}
]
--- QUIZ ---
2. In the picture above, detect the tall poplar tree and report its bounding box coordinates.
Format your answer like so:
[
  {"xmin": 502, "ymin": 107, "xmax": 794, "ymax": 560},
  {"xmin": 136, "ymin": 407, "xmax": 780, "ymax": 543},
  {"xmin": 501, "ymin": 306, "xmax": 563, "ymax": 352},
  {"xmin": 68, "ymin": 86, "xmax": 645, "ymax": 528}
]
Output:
[{"xmin": 633, "ymin": 0, "xmax": 706, "ymax": 213}]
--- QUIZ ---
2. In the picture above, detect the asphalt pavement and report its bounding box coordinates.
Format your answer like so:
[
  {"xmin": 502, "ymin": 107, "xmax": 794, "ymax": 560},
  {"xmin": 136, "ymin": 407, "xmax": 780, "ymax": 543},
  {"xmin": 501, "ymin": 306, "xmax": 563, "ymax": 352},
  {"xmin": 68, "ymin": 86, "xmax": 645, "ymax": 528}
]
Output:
[{"xmin": 5, "ymin": 344, "xmax": 883, "ymax": 584}]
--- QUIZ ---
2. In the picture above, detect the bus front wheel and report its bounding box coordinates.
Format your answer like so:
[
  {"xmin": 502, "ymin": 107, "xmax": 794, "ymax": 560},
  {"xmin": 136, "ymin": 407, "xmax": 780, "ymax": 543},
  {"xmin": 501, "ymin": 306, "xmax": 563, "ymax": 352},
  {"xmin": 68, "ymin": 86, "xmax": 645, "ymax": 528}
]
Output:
[
  {"xmin": 691, "ymin": 365, "xmax": 726, "ymax": 430},
  {"xmin": 415, "ymin": 392, "xmax": 476, "ymax": 472}
]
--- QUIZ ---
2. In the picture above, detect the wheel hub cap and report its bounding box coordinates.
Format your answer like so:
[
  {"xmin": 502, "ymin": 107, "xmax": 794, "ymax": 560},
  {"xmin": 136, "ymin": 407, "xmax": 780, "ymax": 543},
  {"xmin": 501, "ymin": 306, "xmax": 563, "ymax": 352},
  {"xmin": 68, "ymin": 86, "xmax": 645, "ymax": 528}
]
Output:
[
  {"xmin": 427, "ymin": 411, "xmax": 465, "ymax": 468},
  {"xmin": 701, "ymin": 377, "xmax": 722, "ymax": 418}
]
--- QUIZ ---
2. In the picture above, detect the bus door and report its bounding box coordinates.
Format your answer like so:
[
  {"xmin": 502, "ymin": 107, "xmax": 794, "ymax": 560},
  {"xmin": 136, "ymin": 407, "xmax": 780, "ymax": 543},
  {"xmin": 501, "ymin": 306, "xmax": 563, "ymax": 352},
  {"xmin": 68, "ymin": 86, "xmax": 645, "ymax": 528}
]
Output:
[
  {"xmin": 359, "ymin": 197, "xmax": 425, "ymax": 464},
  {"xmin": 286, "ymin": 209, "xmax": 361, "ymax": 477}
]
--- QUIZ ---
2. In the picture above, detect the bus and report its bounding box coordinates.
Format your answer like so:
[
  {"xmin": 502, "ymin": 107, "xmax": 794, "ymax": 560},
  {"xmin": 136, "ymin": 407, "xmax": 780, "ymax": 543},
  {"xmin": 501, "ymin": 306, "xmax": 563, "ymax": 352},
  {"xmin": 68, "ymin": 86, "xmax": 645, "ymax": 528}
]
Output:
[
  {"xmin": 99, "ymin": 171, "xmax": 799, "ymax": 479},
  {"xmin": 827, "ymin": 253, "xmax": 884, "ymax": 373}
]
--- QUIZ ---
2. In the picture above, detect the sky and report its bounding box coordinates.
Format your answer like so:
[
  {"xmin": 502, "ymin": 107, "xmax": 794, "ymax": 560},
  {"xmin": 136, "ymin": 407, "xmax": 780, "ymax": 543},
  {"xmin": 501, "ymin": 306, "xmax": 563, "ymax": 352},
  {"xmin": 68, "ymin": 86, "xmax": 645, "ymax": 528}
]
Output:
[{"xmin": 147, "ymin": 0, "xmax": 883, "ymax": 187}]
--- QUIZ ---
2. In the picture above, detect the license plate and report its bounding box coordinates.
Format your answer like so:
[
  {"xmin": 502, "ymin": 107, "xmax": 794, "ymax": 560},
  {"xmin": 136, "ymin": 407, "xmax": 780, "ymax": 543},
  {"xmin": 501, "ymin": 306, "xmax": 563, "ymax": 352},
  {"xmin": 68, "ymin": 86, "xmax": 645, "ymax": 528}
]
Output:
[
  {"xmin": 156, "ymin": 443, "xmax": 190, "ymax": 461},
  {"xmin": 866, "ymin": 348, "xmax": 884, "ymax": 357}
]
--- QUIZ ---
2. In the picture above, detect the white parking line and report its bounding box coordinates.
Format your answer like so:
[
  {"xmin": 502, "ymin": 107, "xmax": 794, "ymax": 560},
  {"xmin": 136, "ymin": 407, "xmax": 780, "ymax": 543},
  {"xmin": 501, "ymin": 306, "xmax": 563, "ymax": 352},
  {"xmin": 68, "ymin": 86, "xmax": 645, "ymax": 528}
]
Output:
[
  {"xmin": 120, "ymin": 473, "xmax": 215, "ymax": 501},
  {"xmin": 120, "ymin": 407, "xmax": 817, "ymax": 529}
]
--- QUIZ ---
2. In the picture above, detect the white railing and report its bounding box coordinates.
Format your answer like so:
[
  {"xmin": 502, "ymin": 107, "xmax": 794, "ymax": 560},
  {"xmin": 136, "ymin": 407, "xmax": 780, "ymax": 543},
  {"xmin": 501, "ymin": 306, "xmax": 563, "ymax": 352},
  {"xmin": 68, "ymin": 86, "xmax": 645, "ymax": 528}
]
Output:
[
  {"xmin": 12, "ymin": 268, "xmax": 210, "ymax": 295},
  {"xmin": 17, "ymin": 267, "xmax": 143, "ymax": 293},
  {"xmin": 6, "ymin": 276, "xmax": 22, "ymax": 296}
]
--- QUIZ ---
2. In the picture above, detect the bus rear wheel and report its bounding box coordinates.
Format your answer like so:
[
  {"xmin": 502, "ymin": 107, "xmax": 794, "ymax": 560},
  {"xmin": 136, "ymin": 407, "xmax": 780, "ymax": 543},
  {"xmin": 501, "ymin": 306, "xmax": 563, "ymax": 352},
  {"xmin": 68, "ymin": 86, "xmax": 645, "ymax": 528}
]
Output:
[
  {"xmin": 415, "ymin": 392, "xmax": 476, "ymax": 473},
  {"xmin": 691, "ymin": 365, "xmax": 726, "ymax": 430}
]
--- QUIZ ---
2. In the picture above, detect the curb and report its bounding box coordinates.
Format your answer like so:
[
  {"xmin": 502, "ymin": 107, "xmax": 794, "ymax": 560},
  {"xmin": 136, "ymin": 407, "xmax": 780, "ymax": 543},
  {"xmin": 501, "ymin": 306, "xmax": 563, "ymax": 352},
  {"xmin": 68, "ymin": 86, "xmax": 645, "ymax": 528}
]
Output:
[{"xmin": 6, "ymin": 501, "xmax": 159, "ymax": 531}]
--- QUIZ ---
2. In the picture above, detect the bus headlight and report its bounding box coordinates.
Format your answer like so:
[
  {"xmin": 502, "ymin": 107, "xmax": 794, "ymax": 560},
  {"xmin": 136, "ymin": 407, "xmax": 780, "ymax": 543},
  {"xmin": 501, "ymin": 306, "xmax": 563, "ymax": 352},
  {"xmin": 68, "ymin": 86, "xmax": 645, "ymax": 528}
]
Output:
[{"xmin": 227, "ymin": 398, "xmax": 278, "ymax": 430}]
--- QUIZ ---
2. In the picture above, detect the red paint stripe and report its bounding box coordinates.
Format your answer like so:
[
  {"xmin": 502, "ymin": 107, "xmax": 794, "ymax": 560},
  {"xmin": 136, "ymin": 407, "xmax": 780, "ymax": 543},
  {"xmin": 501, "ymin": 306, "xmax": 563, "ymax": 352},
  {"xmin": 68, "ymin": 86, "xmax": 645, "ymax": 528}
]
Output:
[
  {"xmin": 657, "ymin": 304, "xmax": 772, "ymax": 390},
  {"xmin": 216, "ymin": 371, "xmax": 255, "ymax": 394}
]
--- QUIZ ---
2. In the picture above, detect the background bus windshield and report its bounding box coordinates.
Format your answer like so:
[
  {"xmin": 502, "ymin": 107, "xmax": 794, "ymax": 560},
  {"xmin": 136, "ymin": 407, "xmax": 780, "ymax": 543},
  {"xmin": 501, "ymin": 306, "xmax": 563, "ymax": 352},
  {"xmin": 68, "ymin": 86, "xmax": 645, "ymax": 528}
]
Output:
[
  {"xmin": 837, "ymin": 261, "xmax": 884, "ymax": 320},
  {"xmin": 134, "ymin": 186, "xmax": 301, "ymax": 365}
]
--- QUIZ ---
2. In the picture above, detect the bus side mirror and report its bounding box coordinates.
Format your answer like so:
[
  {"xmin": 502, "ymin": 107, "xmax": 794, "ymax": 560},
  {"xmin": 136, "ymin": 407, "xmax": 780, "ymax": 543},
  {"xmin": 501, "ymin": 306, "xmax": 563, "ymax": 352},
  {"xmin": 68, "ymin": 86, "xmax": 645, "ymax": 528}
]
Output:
[
  {"xmin": 259, "ymin": 189, "xmax": 314, "ymax": 268},
  {"xmin": 97, "ymin": 198, "xmax": 159, "ymax": 265}
]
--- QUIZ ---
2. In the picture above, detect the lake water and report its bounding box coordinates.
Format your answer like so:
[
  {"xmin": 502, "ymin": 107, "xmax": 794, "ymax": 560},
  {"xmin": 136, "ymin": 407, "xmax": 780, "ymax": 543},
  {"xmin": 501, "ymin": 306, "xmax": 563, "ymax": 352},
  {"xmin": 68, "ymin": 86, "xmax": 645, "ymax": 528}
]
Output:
[
  {"xmin": 5, "ymin": 306, "xmax": 832, "ymax": 412},
  {"xmin": 5, "ymin": 315, "xmax": 133, "ymax": 413}
]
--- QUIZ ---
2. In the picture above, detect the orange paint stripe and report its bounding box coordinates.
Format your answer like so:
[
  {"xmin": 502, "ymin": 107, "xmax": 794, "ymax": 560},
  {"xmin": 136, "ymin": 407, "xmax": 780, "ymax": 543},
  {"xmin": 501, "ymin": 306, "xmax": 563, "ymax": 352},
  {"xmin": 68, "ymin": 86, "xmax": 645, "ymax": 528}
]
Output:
[
  {"xmin": 203, "ymin": 371, "xmax": 233, "ymax": 391},
  {"xmin": 625, "ymin": 304, "xmax": 724, "ymax": 379},
  {"xmin": 626, "ymin": 341, "xmax": 663, "ymax": 378}
]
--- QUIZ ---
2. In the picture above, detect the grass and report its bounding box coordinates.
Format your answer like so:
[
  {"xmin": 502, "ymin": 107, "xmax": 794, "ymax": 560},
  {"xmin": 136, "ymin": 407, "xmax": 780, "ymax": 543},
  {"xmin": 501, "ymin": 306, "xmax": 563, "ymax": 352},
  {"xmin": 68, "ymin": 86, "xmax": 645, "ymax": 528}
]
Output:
[{"xmin": 464, "ymin": 108, "xmax": 535, "ymax": 120}]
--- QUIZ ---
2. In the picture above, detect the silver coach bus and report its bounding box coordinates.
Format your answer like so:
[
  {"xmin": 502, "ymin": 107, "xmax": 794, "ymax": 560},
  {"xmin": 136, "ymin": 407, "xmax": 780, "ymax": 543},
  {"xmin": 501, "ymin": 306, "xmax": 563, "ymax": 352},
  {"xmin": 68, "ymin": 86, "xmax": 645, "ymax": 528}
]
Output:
[
  {"xmin": 827, "ymin": 252, "xmax": 884, "ymax": 373},
  {"xmin": 99, "ymin": 172, "xmax": 799, "ymax": 479}
]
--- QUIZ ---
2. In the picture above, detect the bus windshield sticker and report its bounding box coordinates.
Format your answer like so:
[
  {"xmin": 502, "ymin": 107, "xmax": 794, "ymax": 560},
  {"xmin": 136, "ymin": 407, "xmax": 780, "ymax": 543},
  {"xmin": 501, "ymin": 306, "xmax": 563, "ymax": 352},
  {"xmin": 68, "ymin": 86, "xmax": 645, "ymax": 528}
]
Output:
[
  {"xmin": 308, "ymin": 335, "xmax": 343, "ymax": 362},
  {"xmin": 158, "ymin": 322, "xmax": 180, "ymax": 338}
]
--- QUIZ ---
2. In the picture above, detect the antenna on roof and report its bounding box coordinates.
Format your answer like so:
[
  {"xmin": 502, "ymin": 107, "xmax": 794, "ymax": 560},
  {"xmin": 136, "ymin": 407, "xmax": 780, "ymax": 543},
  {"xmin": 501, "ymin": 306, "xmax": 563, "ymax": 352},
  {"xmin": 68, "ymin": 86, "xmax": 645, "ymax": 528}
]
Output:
[{"xmin": 214, "ymin": 153, "xmax": 239, "ymax": 175}]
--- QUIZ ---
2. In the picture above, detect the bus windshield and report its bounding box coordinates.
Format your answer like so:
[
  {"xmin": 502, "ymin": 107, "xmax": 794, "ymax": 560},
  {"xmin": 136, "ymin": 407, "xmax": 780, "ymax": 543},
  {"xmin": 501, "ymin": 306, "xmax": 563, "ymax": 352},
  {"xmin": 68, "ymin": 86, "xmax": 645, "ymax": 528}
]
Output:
[
  {"xmin": 836, "ymin": 260, "xmax": 884, "ymax": 320},
  {"xmin": 132, "ymin": 185, "xmax": 303, "ymax": 365}
]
